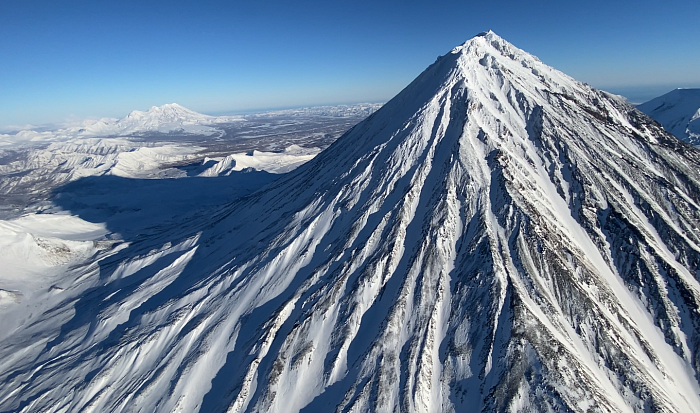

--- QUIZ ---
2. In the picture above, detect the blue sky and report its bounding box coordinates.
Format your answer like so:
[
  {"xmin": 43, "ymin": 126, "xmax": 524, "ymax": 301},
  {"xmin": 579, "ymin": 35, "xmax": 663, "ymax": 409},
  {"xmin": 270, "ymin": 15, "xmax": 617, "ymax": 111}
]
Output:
[{"xmin": 1, "ymin": 0, "xmax": 699, "ymax": 128}]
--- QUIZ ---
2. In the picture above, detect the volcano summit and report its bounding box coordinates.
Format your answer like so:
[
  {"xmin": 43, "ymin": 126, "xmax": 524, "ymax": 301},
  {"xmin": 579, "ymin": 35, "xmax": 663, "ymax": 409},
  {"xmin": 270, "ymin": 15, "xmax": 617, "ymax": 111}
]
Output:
[{"xmin": 1, "ymin": 31, "xmax": 700, "ymax": 413}]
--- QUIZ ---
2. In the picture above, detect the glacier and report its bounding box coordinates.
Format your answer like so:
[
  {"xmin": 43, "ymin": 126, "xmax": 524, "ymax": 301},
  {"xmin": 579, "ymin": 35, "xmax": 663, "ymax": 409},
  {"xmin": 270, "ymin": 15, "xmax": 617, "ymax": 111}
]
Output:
[{"xmin": 1, "ymin": 31, "xmax": 700, "ymax": 413}]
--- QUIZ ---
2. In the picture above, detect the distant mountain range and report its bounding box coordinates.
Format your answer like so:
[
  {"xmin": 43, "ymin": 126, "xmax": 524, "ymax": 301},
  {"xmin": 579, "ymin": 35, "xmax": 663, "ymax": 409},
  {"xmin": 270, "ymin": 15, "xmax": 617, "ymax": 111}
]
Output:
[
  {"xmin": 638, "ymin": 88, "xmax": 700, "ymax": 145},
  {"xmin": 84, "ymin": 103, "xmax": 231, "ymax": 136},
  {"xmin": 0, "ymin": 103, "xmax": 383, "ymax": 148}
]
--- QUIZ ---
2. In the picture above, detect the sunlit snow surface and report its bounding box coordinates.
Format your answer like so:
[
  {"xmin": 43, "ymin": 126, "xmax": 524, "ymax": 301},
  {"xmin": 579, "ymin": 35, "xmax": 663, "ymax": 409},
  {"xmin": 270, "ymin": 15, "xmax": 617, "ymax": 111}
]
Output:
[
  {"xmin": 638, "ymin": 88, "xmax": 700, "ymax": 145},
  {"xmin": 2, "ymin": 32, "xmax": 700, "ymax": 413}
]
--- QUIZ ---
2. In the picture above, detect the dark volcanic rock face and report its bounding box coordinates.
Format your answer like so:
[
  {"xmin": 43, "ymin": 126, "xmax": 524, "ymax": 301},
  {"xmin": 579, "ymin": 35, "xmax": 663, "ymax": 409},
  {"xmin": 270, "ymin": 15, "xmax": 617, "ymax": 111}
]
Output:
[{"xmin": 1, "ymin": 32, "xmax": 700, "ymax": 413}]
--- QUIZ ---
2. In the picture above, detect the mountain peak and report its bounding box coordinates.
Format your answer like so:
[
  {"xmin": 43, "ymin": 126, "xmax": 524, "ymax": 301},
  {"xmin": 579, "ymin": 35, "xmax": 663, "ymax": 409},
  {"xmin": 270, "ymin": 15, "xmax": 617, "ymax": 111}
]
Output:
[
  {"xmin": 124, "ymin": 103, "xmax": 212, "ymax": 121},
  {"xmin": 638, "ymin": 88, "xmax": 700, "ymax": 144},
  {"xmin": 149, "ymin": 103, "xmax": 196, "ymax": 114},
  {"xmin": 449, "ymin": 30, "xmax": 542, "ymax": 67},
  {"xmin": 160, "ymin": 102, "xmax": 185, "ymax": 109},
  {"xmin": 474, "ymin": 29, "xmax": 500, "ymax": 40},
  {"xmin": 125, "ymin": 103, "xmax": 205, "ymax": 118},
  {"xmin": 454, "ymin": 30, "xmax": 512, "ymax": 50},
  {"xmin": 112, "ymin": 103, "xmax": 219, "ymax": 135}
]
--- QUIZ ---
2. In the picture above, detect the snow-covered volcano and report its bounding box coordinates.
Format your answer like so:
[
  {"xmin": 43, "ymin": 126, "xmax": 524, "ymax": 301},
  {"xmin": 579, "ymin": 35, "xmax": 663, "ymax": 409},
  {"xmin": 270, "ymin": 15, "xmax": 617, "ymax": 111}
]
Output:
[
  {"xmin": 0, "ymin": 103, "xmax": 237, "ymax": 145},
  {"xmin": 114, "ymin": 103, "xmax": 219, "ymax": 133},
  {"xmin": 637, "ymin": 88, "xmax": 700, "ymax": 145},
  {"xmin": 69, "ymin": 103, "xmax": 237, "ymax": 137},
  {"xmin": 2, "ymin": 31, "xmax": 700, "ymax": 413}
]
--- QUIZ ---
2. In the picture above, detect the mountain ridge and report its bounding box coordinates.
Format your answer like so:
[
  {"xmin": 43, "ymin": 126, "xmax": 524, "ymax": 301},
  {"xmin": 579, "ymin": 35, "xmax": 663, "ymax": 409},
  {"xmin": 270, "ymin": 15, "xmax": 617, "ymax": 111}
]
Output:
[{"xmin": 638, "ymin": 88, "xmax": 700, "ymax": 145}]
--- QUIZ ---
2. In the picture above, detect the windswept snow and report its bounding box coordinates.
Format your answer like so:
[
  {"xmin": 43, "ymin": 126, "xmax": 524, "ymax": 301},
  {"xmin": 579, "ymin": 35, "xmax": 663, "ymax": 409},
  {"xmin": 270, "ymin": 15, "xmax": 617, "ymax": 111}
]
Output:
[
  {"xmin": 1, "ymin": 32, "xmax": 700, "ymax": 413},
  {"xmin": 0, "ymin": 213, "xmax": 109, "ymax": 342},
  {"xmin": 197, "ymin": 145, "xmax": 322, "ymax": 176}
]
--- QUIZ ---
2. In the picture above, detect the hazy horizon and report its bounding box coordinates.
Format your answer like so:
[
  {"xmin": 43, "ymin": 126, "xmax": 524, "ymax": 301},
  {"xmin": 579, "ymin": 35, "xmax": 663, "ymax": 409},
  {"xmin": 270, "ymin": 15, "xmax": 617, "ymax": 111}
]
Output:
[
  {"xmin": 2, "ymin": 0, "xmax": 699, "ymax": 128},
  {"xmin": 4, "ymin": 84, "xmax": 698, "ymax": 133}
]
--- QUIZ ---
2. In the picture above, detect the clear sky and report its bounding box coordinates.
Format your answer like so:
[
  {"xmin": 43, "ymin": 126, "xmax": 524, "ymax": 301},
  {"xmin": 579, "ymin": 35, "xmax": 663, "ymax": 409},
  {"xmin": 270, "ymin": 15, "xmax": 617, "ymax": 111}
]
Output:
[{"xmin": 1, "ymin": 0, "xmax": 699, "ymax": 128}]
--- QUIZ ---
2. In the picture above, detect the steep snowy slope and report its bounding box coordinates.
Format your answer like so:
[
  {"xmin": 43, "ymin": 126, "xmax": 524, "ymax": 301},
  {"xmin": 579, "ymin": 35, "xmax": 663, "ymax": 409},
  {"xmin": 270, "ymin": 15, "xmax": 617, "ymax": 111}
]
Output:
[
  {"xmin": 2, "ymin": 31, "xmax": 700, "ymax": 413},
  {"xmin": 638, "ymin": 88, "xmax": 700, "ymax": 145}
]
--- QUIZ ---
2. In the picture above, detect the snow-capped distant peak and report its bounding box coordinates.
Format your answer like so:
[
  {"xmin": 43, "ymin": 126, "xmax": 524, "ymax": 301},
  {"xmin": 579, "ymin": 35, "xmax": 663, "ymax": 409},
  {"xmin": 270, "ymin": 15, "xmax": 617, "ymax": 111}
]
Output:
[
  {"xmin": 159, "ymin": 103, "xmax": 187, "ymax": 110},
  {"xmin": 85, "ymin": 103, "xmax": 219, "ymax": 136},
  {"xmin": 123, "ymin": 103, "xmax": 213, "ymax": 122},
  {"xmin": 638, "ymin": 88, "xmax": 700, "ymax": 145}
]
